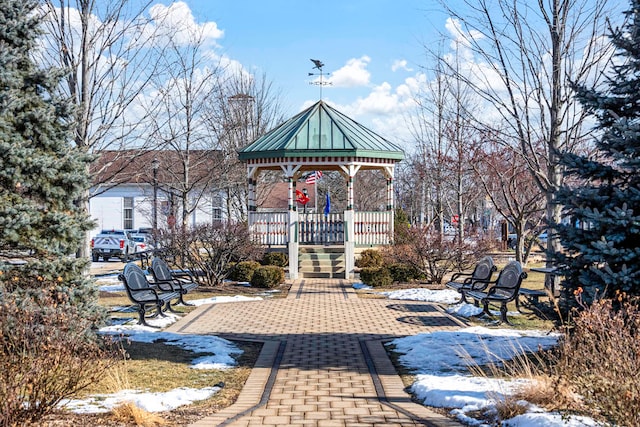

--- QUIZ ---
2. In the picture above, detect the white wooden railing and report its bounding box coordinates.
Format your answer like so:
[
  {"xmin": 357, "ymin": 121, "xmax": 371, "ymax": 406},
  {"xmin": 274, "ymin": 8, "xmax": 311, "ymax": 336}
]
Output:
[
  {"xmin": 248, "ymin": 212, "xmax": 289, "ymax": 245},
  {"xmin": 354, "ymin": 211, "xmax": 392, "ymax": 245},
  {"xmin": 298, "ymin": 213, "xmax": 344, "ymax": 244},
  {"xmin": 248, "ymin": 211, "xmax": 392, "ymax": 246}
]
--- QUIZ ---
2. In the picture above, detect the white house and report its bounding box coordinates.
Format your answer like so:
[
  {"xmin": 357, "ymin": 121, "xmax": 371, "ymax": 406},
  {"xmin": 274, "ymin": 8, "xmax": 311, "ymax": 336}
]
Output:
[{"xmin": 88, "ymin": 150, "xmax": 227, "ymax": 237}]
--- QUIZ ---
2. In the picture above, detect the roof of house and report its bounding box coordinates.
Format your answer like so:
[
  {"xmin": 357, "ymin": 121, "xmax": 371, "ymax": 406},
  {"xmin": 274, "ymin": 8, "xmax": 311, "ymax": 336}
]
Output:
[
  {"xmin": 258, "ymin": 181, "xmax": 317, "ymax": 209},
  {"xmin": 238, "ymin": 100, "xmax": 405, "ymax": 161},
  {"xmin": 90, "ymin": 150, "xmax": 224, "ymax": 186}
]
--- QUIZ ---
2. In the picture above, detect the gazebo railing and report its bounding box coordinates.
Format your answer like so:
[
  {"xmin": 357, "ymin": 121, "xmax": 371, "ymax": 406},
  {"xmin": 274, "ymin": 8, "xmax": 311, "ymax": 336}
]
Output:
[
  {"xmin": 248, "ymin": 211, "xmax": 392, "ymax": 246},
  {"xmin": 354, "ymin": 211, "xmax": 392, "ymax": 245},
  {"xmin": 248, "ymin": 212, "xmax": 289, "ymax": 245},
  {"xmin": 299, "ymin": 213, "xmax": 344, "ymax": 244}
]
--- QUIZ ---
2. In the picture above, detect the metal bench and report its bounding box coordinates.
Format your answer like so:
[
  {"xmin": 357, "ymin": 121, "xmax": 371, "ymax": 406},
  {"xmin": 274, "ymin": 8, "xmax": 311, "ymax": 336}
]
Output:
[
  {"xmin": 464, "ymin": 261, "xmax": 528, "ymax": 325},
  {"xmin": 445, "ymin": 256, "xmax": 497, "ymax": 303},
  {"xmin": 517, "ymin": 288, "xmax": 549, "ymax": 313},
  {"xmin": 149, "ymin": 257, "xmax": 198, "ymax": 306},
  {"xmin": 118, "ymin": 262, "xmax": 181, "ymax": 327}
]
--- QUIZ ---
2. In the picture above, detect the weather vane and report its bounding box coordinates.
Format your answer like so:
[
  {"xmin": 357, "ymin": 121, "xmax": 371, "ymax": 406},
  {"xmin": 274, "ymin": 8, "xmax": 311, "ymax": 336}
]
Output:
[{"xmin": 308, "ymin": 59, "xmax": 332, "ymax": 100}]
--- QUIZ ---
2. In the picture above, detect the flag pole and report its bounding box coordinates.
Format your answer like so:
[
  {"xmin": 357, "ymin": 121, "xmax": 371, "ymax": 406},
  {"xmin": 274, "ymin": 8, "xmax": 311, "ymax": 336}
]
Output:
[{"xmin": 314, "ymin": 179, "xmax": 318, "ymax": 213}]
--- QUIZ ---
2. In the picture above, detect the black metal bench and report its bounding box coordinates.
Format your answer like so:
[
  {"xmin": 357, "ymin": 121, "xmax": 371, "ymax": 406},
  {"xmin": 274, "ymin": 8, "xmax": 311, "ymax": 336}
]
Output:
[
  {"xmin": 517, "ymin": 288, "xmax": 549, "ymax": 312},
  {"xmin": 445, "ymin": 256, "xmax": 497, "ymax": 303},
  {"xmin": 149, "ymin": 257, "xmax": 198, "ymax": 306},
  {"xmin": 464, "ymin": 261, "xmax": 528, "ymax": 325},
  {"xmin": 118, "ymin": 262, "xmax": 181, "ymax": 327}
]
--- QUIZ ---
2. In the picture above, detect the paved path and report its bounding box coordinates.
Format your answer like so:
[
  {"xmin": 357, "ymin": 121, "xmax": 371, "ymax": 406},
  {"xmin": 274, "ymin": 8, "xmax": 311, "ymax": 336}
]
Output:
[{"xmin": 165, "ymin": 279, "xmax": 467, "ymax": 426}]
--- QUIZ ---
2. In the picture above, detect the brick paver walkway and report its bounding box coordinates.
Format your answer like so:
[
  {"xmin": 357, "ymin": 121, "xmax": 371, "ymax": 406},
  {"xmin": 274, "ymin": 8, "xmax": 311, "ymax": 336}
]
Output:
[{"xmin": 165, "ymin": 279, "xmax": 466, "ymax": 426}]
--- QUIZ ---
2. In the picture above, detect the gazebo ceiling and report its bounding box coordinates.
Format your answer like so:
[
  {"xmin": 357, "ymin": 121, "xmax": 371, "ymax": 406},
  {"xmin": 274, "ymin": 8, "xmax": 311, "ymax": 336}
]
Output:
[{"xmin": 238, "ymin": 100, "xmax": 405, "ymax": 162}]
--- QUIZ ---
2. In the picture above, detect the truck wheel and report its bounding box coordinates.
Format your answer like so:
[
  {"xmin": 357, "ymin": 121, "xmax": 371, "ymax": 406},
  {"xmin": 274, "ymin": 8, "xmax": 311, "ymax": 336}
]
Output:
[
  {"xmin": 122, "ymin": 251, "xmax": 129, "ymax": 262},
  {"xmin": 92, "ymin": 253, "xmax": 99, "ymax": 262}
]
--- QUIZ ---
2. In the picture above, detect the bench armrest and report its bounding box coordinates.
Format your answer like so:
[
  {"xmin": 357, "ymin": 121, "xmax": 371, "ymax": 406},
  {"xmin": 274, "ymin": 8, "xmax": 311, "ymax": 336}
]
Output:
[{"xmin": 450, "ymin": 271, "xmax": 473, "ymax": 282}]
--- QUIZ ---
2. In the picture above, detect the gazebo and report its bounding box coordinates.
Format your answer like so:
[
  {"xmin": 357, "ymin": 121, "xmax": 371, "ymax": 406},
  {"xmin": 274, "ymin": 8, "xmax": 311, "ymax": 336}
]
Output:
[{"xmin": 238, "ymin": 100, "xmax": 404, "ymax": 279}]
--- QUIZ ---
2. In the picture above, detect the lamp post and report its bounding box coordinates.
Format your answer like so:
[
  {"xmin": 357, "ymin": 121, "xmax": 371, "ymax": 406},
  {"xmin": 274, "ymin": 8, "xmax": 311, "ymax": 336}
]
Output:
[{"xmin": 151, "ymin": 158, "xmax": 160, "ymax": 240}]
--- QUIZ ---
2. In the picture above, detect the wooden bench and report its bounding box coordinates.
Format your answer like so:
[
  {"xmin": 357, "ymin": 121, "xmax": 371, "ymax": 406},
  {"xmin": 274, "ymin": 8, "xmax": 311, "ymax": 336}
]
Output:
[
  {"xmin": 446, "ymin": 256, "xmax": 497, "ymax": 303},
  {"xmin": 118, "ymin": 262, "xmax": 181, "ymax": 327},
  {"xmin": 149, "ymin": 257, "xmax": 198, "ymax": 306},
  {"xmin": 464, "ymin": 261, "xmax": 528, "ymax": 325}
]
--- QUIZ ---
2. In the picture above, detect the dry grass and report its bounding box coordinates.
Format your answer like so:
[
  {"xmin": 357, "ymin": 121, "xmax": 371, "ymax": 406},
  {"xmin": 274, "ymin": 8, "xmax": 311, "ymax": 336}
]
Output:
[{"xmin": 110, "ymin": 402, "xmax": 168, "ymax": 427}]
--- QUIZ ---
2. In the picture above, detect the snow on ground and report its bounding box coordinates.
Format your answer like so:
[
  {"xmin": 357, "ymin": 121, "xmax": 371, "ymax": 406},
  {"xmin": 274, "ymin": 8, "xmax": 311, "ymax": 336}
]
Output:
[
  {"xmin": 63, "ymin": 306, "xmax": 246, "ymax": 413},
  {"xmin": 89, "ymin": 276, "xmax": 598, "ymax": 425},
  {"xmin": 62, "ymin": 386, "xmax": 223, "ymax": 414},
  {"xmin": 380, "ymin": 287, "xmax": 462, "ymax": 304},
  {"xmin": 383, "ymin": 288, "xmax": 601, "ymax": 426}
]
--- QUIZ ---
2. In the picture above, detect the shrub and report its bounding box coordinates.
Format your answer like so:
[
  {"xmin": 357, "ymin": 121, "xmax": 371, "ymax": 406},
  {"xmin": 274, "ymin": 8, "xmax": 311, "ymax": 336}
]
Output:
[
  {"xmin": 155, "ymin": 222, "xmax": 263, "ymax": 286},
  {"xmin": 250, "ymin": 266, "xmax": 285, "ymax": 289},
  {"xmin": 0, "ymin": 290, "xmax": 115, "ymax": 425},
  {"xmin": 355, "ymin": 249, "xmax": 384, "ymax": 268},
  {"xmin": 359, "ymin": 267, "xmax": 393, "ymax": 288},
  {"xmin": 261, "ymin": 252, "xmax": 288, "ymax": 267},
  {"xmin": 230, "ymin": 261, "xmax": 261, "ymax": 282},
  {"xmin": 387, "ymin": 225, "xmax": 487, "ymax": 284},
  {"xmin": 546, "ymin": 294, "xmax": 640, "ymax": 426},
  {"xmin": 388, "ymin": 263, "xmax": 422, "ymax": 283}
]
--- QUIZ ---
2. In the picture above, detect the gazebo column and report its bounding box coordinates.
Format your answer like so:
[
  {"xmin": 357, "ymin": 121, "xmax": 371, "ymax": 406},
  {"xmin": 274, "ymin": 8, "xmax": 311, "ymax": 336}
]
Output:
[
  {"xmin": 384, "ymin": 166, "xmax": 395, "ymax": 241},
  {"xmin": 247, "ymin": 165, "xmax": 259, "ymax": 212},
  {"xmin": 282, "ymin": 165, "xmax": 301, "ymax": 279},
  {"xmin": 341, "ymin": 164, "xmax": 361, "ymax": 279}
]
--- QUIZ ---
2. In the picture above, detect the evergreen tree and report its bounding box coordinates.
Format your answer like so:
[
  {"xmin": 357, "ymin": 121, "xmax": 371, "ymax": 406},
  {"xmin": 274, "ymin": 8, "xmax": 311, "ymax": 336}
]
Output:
[
  {"xmin": 554, "ymin": 0, "xmax": 640, "ymax": 305},
  {"xmin": 0, "ymin": 0, "xmax": 102, "ymax": 322}
]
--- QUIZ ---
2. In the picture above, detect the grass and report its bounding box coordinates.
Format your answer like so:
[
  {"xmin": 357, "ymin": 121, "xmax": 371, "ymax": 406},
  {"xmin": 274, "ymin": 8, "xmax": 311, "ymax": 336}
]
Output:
[{"xmin": 58, "ymin": 274, "xmax": 272, "ymax": 425}]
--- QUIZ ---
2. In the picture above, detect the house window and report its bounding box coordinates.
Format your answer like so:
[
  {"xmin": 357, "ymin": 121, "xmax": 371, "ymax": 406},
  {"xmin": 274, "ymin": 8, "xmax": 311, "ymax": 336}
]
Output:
[
  {"xmin": 212, "ymin": 192, "xmax": 223, "ymax": 222},
  {"xmin": 123, "ymin": 197, "xmax": 134, "ymax": 230}
]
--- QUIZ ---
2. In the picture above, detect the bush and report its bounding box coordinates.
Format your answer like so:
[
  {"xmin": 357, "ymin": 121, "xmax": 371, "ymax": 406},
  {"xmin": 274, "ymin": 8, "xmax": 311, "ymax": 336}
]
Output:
[
  {"xmin": 0, "ymin": 289, "xmax": 115, "ymax": 425},
  {"xmin": 359, "ymin": 267, "xmax": 393, "ymax": 288},
  {"xmin": 389, "ymin": 263, "xmax": 422, "ymax": 283},
  {"xmin": 230, "ymin": 261, "xmax": 261, "ymax": 282},
  {"xmin": 546, "ymin": 294, "xmax": 640, "ymax": 426},
  {"xmin": 387, "ymin": 225, "xmax": 487, "ymax": 284},
  {"xmin": 250, "ymin": 266, "xmax": 285, "ymax": 289},
  {"xmin": 355, "ymin": 249, "xmax": 384, "ymax": 268},
  {"xmin": 155, "ymin": 222, "xmax": 263, "ymax": 286},
  {"xmin": 261, "ymin": 252, "xmax": 288, "ymax": 267}
]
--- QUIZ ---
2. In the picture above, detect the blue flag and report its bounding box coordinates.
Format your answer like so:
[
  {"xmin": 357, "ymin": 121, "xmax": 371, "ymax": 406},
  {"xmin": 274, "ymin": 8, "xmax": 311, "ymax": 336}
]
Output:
[{"xmin": 324, "ymin": 192, "xmax": 331, "ymax": 217}]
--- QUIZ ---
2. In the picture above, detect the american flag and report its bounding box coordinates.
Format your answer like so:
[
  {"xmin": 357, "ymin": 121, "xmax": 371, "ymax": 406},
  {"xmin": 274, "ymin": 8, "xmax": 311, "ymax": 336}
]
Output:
[{"xmin": 305, "ymin": 171, "xmax": 323, "ymax": 184}]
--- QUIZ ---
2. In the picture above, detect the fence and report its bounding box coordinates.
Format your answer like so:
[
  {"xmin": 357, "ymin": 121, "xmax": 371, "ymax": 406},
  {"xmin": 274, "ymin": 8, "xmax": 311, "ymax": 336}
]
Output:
[
  {"xmin": 298, "ymin": 213, "xmax": 344, "ymax": 244},
  {"xmin": 354, "ymin": 211, "xmax": 392, "ymax": 245},
  {"xmin": 248, "ymin": 211, "xmax": 392, "ymax": 246},
  {"xmin": 248, "ymin": 212, "xmax": 289, "ymax": 245}
]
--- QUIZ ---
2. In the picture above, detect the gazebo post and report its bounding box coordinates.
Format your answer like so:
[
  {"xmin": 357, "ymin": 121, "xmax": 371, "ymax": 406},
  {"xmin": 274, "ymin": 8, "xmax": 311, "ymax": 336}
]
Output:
[
  {"xmin": 342, "ymin": 165, "xmax": 360, "ymax": 279},
  {"xmin": 283, "ymin": 167, "xmax": 300, "ymax": 279},
  {"xmin": 384, "ymin": 166, "xmax": 395, "ymax": 239}
]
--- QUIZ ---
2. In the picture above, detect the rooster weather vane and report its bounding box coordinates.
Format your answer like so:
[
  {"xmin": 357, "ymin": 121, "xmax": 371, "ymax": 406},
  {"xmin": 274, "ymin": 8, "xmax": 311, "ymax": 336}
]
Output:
[{"xmin": 308, "ymin": 59, "xmax": 332, "ymax": 99}]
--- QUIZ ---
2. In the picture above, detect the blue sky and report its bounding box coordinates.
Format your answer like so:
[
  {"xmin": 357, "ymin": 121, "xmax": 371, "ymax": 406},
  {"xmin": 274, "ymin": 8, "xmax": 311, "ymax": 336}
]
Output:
[
  {"xmin": 177, "ymin": 0, "xmax": 452, "ymax": 143},
  {"xmin": 143, "ymin": 1, "xmax": 625, "ymax": 150}
]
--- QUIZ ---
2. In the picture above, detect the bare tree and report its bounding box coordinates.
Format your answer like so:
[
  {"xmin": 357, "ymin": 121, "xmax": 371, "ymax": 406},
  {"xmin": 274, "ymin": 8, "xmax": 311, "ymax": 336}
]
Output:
[
  {"xmin": 145, "ymin": 17, "xmax": 223, "ymax": 230},
  {"xmin": 408, "ymin": 57, "xmax": 451, "ymax": 236},
  {"xmin": 437, "ymin": 0, "xmax": 619, "ymax": 263},
  {"xmin": 408, "ymin": 48, "xmax": 483, "ymax": 239},
  {"xmin": 204, "ymin": 71, "xmax": 285, "ymax": 221},
  {"xmin": 471, "ymin": 134, "xmax": 545, "ymax": 264},
  {"xmin": 37, "ymin": 0, "xmax": 164, "ymax": 256}
]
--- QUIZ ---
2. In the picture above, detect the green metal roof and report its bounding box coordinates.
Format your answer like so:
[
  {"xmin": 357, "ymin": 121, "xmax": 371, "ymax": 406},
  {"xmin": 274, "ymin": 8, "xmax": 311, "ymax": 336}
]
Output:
[{"xmin": 238, "ymin": 100, "xmax": 405, "ymax": 161}]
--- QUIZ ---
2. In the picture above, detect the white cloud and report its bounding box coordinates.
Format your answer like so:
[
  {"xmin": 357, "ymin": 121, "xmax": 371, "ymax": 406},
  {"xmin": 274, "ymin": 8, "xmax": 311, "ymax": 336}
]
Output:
[
  {"xmin": 149, "ymin": 1, "xmax": 224, "ymax": 46},
  {"xmin": 325, "ymin": 56, "xmax": 371, "ymax": 87},
  {"xmin": 391, "ymin": 59, "xmax": 413, "ymax": 72},
  {"xmin": 444, "ymin": 17, "xmax": 483, "ymax": 50}
]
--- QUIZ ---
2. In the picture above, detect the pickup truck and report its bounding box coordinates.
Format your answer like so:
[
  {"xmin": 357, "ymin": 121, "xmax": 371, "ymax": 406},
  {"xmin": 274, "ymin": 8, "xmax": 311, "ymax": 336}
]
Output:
[{"xmin": 91, "ymin": 229, "xmax": 136, "ymax": 262}]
